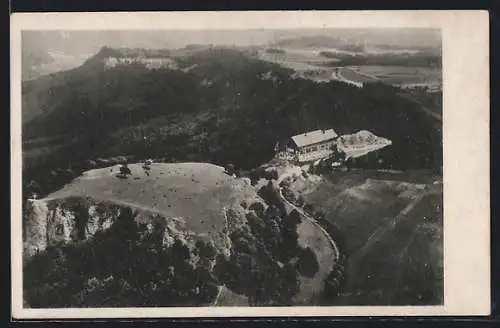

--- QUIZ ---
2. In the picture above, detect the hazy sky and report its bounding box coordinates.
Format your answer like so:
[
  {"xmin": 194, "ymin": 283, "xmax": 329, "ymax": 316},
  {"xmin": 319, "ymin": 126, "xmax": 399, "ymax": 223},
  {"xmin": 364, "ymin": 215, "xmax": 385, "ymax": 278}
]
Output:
[{"xmin": 22, "ymin": 28, "xmax": 441, "ymax": 55}]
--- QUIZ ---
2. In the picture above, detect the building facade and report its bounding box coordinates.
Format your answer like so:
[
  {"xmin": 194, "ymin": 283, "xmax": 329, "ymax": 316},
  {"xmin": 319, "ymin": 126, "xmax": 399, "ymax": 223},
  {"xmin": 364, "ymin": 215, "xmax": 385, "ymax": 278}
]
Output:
[
  {"xmin": 284, "ymin": 129, "xmax": 339, "ymax": 163},
  {"xmin": 104, "ymin": 56, "xmax": 178, "ymax": 70}
]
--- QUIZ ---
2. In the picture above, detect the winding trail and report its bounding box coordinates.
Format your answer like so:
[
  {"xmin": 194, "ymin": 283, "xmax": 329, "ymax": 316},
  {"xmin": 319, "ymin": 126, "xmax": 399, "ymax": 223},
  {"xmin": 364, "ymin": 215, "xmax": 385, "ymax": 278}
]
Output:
[
  {"xmin": 278, "ymin": 187, "xmax": 340, "ymax": 262},
  {"xmin": 356, "ymin": 194, "xmax": 423, "ymax": 259},
  {"xmin": 212, "ymin": 286, "xmax": 224, "ymax": 306},
  {"xmin": 213, "ymin": 181, "xmax": 341, "ymax": 306},
  {"xmin": 211, "ymin": 206, "xmax": 232, "ymax": 306}
]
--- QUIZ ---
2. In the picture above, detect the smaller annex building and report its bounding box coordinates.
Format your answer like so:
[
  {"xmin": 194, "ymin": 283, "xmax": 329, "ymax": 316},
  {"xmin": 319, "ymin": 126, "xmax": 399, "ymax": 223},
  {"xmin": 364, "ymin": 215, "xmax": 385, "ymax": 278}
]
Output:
[{"xmin": 279, "ymin": 129, "xmax": 339, "ymax": 163}]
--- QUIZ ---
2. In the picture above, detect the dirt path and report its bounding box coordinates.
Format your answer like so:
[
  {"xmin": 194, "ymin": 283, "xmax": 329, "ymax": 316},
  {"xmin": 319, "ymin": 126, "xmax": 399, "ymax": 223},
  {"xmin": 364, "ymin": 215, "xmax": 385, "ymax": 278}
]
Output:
[
  {"xmin": 338, "ymin": 191, "xmax": 430, "ymax": 304},
  {"xmin": 212, "ymin": 285, "xmax": 224, "ymax": 306},
  {"xmin": 356, "ymin": 194, "xmax": 424, "ymax": 259},
  {"xmin": 396, "ymin": 91, "xmax": 442, "ymax": 122},
  {"xmin": 278, "ymin": 187, "xmax": 340, "ymax": 261}
]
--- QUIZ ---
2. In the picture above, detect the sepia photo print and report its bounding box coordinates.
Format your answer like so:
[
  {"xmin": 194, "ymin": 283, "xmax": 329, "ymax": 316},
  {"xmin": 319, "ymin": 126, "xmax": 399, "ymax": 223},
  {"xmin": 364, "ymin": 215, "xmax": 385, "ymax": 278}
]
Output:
[{"xmin": 11, "ymin": 11, "xmax": 490, "ymax": 318}]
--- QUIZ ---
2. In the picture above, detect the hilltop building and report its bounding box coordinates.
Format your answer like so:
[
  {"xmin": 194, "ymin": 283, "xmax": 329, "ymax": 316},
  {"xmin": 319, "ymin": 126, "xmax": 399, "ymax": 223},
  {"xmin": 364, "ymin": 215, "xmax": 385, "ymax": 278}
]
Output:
[
  {"xmin": 277, "ymin": 129, "xmax": 339, "ymax": 163},
  {"xmin": 104, "ymin": 56, "xmax": 178, "ymax": 70}
]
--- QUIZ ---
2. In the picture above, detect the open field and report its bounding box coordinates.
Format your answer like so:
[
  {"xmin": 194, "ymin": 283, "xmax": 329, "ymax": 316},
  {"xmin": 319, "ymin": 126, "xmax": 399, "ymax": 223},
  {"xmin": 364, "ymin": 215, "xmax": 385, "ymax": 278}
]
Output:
[
  {"xmin": 289, "ymin": 170, "xmax": 443, "ymax": 305},
  {"xmin": 213, "ymin": 286, "xmax": 249, "ymax": 306},
  {"xmin": 44, "ymin": 162, "xmax": 260, "ymax": 250},
  {"xmin": 349, "ymin": 65, "xmax": 442, "ymax": 86},
  {"xmin": 255, "ymin": 49, "xmax": 337, "ymax": 79},
  {"xmin": 254, "ymin": 48, "xmax": 442, "ymax": 89},
  {"xmin": 338, "ymin": 67, "xmax": 380, "ymax": 83},
  {"xmin": 293, "ymin": 208, "xmax": 337, "ymax": 304},
  {"xmin": 257, "ymin": 48, "xmax": 339, "ymax": 64}
]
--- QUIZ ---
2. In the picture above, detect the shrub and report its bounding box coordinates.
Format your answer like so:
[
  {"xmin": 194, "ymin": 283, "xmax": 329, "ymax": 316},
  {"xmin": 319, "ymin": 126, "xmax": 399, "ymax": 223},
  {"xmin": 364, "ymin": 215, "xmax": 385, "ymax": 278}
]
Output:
[
  {"xmin": 248, "ymin": 202, "xmax": 265, "ymax": 217},
  {"xmin": 281, "ymin": 187, "xmax": 296, "ymax": 203},
  {"xmin": 265, "ymin": 169, "xmax": 279, "ymax": 181},
  {"xmin": 257, "ymin": 181, "xmax": 284, "ymax": 211},
  {"xmin": 287, "ymin": 209, "xmax": 302, "ymax": 227},
  {"xmin": 296, "ymin": 195, "xmax": 305, "ymax": 207},
  {"xmin": 303, "ymin": 204, "xmax": 314, "ymax": 215},
  {"xmin": 297, "ymin": 247, "xmax": 320, "ymax": 278},
  {"xmin": 278, "ymin": 177, "xmax": 292, "ymax": 188},
  {"xmin": 195, "ymin": 240, "xmax": 217, "ymax": 261},
  {"xmin": 314, "ymin": 211, "xmax": 326, "ymax": 220}
]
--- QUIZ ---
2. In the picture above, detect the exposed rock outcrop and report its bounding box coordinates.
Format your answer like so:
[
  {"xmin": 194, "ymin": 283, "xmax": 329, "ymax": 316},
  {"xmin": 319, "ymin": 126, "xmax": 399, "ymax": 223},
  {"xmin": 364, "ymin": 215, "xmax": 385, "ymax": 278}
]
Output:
[{"xmin": 23, "ymin": 198, "xmax": 123, "ymax": 258}]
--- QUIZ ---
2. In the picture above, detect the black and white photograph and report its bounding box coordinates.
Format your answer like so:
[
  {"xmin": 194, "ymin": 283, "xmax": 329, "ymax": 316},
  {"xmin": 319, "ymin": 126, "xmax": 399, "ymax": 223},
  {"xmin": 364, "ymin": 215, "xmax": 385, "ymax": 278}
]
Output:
[{"xmin": 11, "ymin": 11, "xmax": 490, "ymax": 318}]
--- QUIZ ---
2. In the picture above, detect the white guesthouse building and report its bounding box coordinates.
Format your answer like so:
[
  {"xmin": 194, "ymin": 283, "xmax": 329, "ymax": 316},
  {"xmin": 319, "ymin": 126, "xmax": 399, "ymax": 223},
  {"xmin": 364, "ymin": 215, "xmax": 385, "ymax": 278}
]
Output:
[{"xmin": 278, "ymin": 129, "xmax": 339, "ymax": 164}]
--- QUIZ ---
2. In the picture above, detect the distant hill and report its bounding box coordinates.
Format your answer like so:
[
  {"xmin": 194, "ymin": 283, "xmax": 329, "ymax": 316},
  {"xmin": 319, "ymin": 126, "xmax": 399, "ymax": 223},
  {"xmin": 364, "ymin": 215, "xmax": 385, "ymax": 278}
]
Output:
[
  {"xmin": 21, "ymin": 48, "xmax": 94, "ymax": 81},
  {"xmin": 272, "ymin": 34, "xmax": 440, "ymax": 55},
  {"xmin": 22, "ymin": 50, "xmax": 55, "ymax": 80},
  {"xmin": 275, "ymin": 36, "xmax": 343, "ymax": 48}
]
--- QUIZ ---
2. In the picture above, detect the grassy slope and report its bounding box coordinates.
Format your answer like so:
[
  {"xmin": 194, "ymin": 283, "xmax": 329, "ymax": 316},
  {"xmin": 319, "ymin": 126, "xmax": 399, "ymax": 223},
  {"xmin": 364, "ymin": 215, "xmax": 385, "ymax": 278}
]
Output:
[
  {"xmin": 45, "ymin": 162, "xmax": 259, "ymax": 251},
  {"xmin": 214, "ymin": 286, "xmax": 249, "ymax": 306},
  {"xmin": 292, "ymin": 170, "xmax": 443, "ymax": 305},
  {"xmin": 294, "ymin": 218, "xmax": 336, "ymax": 304},
  {"xmin": 30, "ymin": 161, "xmax": 337, "ymax": 306}
]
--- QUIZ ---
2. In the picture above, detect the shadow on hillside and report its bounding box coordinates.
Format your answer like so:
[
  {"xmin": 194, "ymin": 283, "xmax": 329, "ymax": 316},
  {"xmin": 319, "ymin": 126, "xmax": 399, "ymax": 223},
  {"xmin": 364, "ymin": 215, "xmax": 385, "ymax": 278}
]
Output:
[{"xmin": 23, "ymin": 208, "xmax": 218, "ymax": 308}]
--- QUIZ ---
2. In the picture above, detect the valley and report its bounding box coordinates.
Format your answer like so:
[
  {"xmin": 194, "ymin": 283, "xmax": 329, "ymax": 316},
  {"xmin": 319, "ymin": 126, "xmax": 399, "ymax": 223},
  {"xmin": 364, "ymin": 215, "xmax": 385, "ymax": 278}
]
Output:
[{"xmin": 280, "ymin": 168, "xmax": 443, "ymax": 305}]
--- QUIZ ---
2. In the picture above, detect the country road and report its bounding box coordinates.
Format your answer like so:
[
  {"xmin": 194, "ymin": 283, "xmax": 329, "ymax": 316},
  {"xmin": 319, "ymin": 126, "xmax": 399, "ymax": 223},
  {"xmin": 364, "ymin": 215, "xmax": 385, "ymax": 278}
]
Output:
[
  {"xmin": 212, "ymin": 285, "xmax": 224, "ymax": 306},
  {"xmin": 213, "ymin": 186, "xmax": 341, "ymax": 306},
  {"xmin": 278, "ymin": 187, "xmax": 340, "ymax": 261}
]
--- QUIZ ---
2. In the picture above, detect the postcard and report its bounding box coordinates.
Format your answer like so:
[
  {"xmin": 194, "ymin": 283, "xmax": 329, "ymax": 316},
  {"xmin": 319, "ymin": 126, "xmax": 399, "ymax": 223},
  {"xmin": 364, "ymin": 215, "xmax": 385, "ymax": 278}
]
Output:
[{"xmin": 10, "ymin": 10, "xmax": 490, "ymax": 319}]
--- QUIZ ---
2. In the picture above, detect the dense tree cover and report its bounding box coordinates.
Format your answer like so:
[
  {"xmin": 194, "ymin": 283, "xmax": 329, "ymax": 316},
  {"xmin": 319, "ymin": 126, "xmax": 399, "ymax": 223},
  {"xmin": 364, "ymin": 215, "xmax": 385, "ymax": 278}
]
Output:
[
  {"xmin": 24, "ymin": 175, "xmax": 319, "ymax": 307},
  {"xmin": 265, "ymin": 48, "xmax": 286, "ymax": 54},
  {"xmin": 403, "ymin": 87, "xmax": 442, "ymax": 115},
  {"xmin": 212, "ymin": 182, "xmax": 314, "ymax": 306},
  {"xmin": 297, "ymin": 247, "xmax": 320, "ymax": 278},
  {"xmin": 231, "ymin": 202, "xmax": 300, "ymax": 305},
  {"xmin": 22, "ymin": 47, "xmax": 442, "ymax": 199},
  {"xmin": 257, "ymin": 181, "xmax": 287, "ymax": 217},
  {"xmin": 278, "ymin": 183, "xmax": 349, "ymax": 304},
  {"xmin": 24, "ymin": 208, "xmax": 218, "ymax": 307},
  {"xmin": 321, "ymin": 258, "xmax": 347, "ymax": 304}
]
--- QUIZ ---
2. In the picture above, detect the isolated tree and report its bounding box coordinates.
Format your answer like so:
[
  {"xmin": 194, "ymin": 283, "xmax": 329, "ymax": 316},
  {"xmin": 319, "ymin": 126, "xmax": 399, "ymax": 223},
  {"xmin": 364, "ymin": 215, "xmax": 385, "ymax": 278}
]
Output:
[
  {"xmin": 297, "ymin": 247, "xmax": 320, "ymax": 278},
  {"xmin": 225, "ymin": 163, "xmax": 236, "ymax": 175},
  {"xmin": 248, "ymin": 202, "xmax": 265, "ymax": 217},
  {"xmin": 119, "ymin": 164, "xmax": 132, "ymax": 177}
]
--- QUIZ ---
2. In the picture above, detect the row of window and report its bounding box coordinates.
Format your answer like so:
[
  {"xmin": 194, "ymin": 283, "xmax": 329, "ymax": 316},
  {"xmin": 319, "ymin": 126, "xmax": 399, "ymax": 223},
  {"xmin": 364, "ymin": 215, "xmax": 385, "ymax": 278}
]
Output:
[{"xmin": 301, "ymin": 142, "xmax": 334, "ymax": 153}]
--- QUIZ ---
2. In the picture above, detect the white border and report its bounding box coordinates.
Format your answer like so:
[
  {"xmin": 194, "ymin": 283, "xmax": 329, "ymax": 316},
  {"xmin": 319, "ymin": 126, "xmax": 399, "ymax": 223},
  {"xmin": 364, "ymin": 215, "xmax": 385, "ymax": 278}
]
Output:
[{"xmin": 10, "ymin": 10, "xmax": 490, "ymax": 319}]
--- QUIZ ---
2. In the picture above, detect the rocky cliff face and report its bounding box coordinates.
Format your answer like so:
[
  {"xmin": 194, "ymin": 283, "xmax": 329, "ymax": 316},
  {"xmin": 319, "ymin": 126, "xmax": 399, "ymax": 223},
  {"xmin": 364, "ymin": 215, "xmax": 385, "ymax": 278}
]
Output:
[
  {"xmin": 22, "ymin": 195, "xmax": 250, "ymax": 263},
  {"xmin": 23, "ymin": 197, "xmax": 122, "ymax": 258}
]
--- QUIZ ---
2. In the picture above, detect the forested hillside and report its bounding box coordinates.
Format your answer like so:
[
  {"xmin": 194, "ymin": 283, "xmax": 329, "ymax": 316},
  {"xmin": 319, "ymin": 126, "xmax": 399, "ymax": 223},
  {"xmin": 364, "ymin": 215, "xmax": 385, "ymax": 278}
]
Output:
[{"xmin": 22, "ymin": 47, "xmax": 442, "ymax": 198}]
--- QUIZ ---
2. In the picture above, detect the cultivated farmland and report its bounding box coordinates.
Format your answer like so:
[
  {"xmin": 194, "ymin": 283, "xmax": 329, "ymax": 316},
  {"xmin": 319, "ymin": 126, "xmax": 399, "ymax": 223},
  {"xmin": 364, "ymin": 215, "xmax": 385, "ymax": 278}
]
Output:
[
  {"xmin": 337, "ymin": 67, "xmax": 380, "ymax": 83},
  {"xmin": 348, "ymin": 65, "xmax": 442, "ymax": 86}
]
